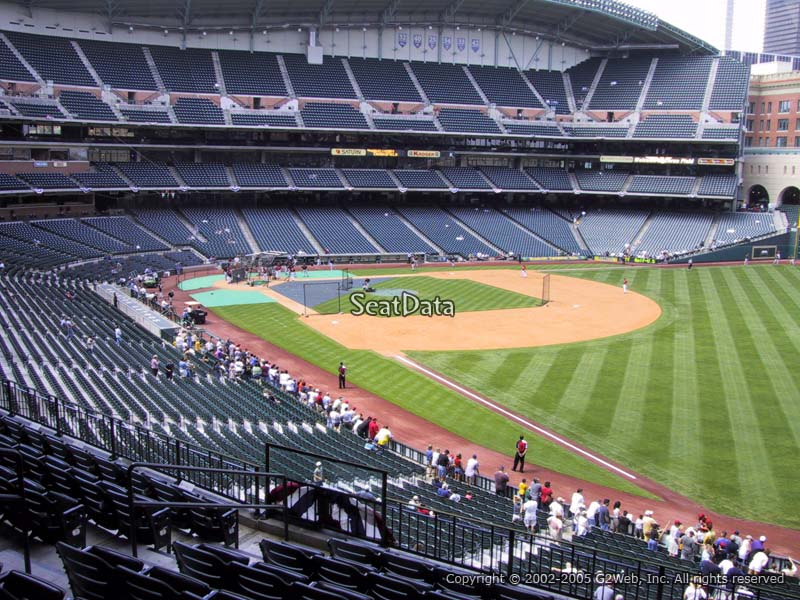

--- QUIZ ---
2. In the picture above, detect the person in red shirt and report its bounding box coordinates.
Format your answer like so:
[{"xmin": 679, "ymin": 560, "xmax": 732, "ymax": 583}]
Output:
[
  {"xmin": 512, "ymin": 435, "xmax": 528, "ymax": 472},
  {"xmin": 540, "ymin": 481, "xmax": 554, "ymax": 509},
  {"xmin": 453, "ymin": 454, "xmax": 464, "ymax": 481},
  {"xmin": 368, "ymin": 419, "xmax": 380, "ymax": 441}
]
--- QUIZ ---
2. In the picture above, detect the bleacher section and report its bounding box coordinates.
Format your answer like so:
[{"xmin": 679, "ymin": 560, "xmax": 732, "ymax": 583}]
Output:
[
  {"xmin": 241, "ymin": 207, "xmax": 316, "ymax": 255},
  {"xmin": 230, "ymin": 111, "xmax": 298, "ymax": 127},
  {"xmin": 709, "ymin": 57, "xmax": 750, "ymax": 111},
  {"xmin": 0, "ymin": 173, "xmax": 25, "ymax": 191},
  {"xmin": 0, "ymin": 36, "xmax": 35, "ymax": 82},
  {"xmin": 392, "ymin": 170, "xmax": 448, "ymax": 190},
  {"xmin": 174, "ymin": 163, "xmax": 230, "ymax": 187},
  {"xmin": 644, "ymin": 57, "xmax": 713, "ymax": 110},
  {"xmin": 701, "ymin": 127, "xmax": 740, "ymax": 140},
  {"xmin": 120, "ymin": 106, "xmax": 172, "ymax": 123},
  {"xmin": 300, "ymin": 102, "xmax": 368, "ymax": 129},
  {"xmin": 578, "ymin": 209, "xmax": 649, "ymax": 255},
  {"xmin": 527, "ymin": 69, "xmax": 570, "ymax": 114},
  {"xmin": 114, "ymin": 162, "xmax": 179, "ymax": 188},
  {"xmin": 634, "ymin": 114, "xmax": 697, "ymax": 138},
  {"xmin": 635, "ymin": 212, "xmax": 714, "ymax": 256},
  {"xmin": 0, "ymin": 220, "xmax": 101, "ymax": 259},
  {"xmin": 567, "ymin": 58, "xmax": 601, "ymax": 110},
  {"xmin": 59, "ymin": 90, "xmax": 118, "ymax": 121},
  {"xmin": 397, "ymin": 206, "xmax": 497, "ymax": 256},
  {"xmin": 468, "ymin": 65, "xmax": 543, "ymax": 108},
  {"xmin": 698, "ymin": 174, "xmax": 737, "ymax": 197},
  {"xmin": 565, "ymin": 124, "xmax": 629, "ymax": 138},
  {"xmin": 180, "ymin": 207, "xmax": 252, "ymax": 258},
  {"xmin": 15, "ymin": 172, "xmax": 78, "ymax": 190},
  {"xmin": 147, "ymin": 45, "xmax": 217, "ymax": 93},
  {"xmin": 231, "ymin": 163, "xmax": 288, "ymax": 188},
  {"xmin": 34, "ymin": 218, "xmax": 130, "ymax": 253},
  {"xmin": 372, "ymin": 116, "xmax": 437, "ymax": 131},
  {"xmin": 288, "ymin": 168, "xmax": 343, "ymax": 188},
  {"xmin": 4, "ymin": 30, "xmax": 95, "ymax": 86},
  {"xmin": 588, "ymin": 57, "xmax": 651, "ymax": 111},
  {"xmin": 341, "ymin": 169, "xmax": 398, "ymax": 189},
  {"xmin": 575, "ymin": 169, "xmax": 629, "ymax": 193},
  {"xmin": 448, "ymin": 207, "xmax": 556, "ymax": 257},
  {"xmin": 295, "ymin": 207, "xmax": 378, "ymax": 253},
  {"xmin": 525, "ymin": 167, "xmax": 575, "ymax": 191},
  {"xmin": 131, "ymin": 209, "xmax": 195, "ymax": 245},
  {"xmin": 282, "ymin": 53, "xmax": 356, "ymax": 99},
  {"xmin": 715, "ymin": 212, "xmax": 777, "ymax": 243},
  {"xmin": 77, "ymin": 39, "xmax": 157, "ymax": 90},
  {"xmin": 348, "ymin": 58, "xmax": 422, "ymax": 102},
  {"xmin": 503, "ymin": 207, "xmax": 583, "ymax": 254},
  {"xmin": 436, "ymin": 108, "xmax": 501, "ymax": 134},
  {"xmin": 83, "ymin": 216, "xmax": 168, "ymax": 252},
  {"xmin": 480, "ymin": 167, "xmax": 540, "ymax": 191},
  {"xmin": 173, "ymin": 97, "xmax": 225, "ymax": 125},
  {"xmin": 627, "ymin": 175, "xmax": 696, "ymax": 196},
  {"xmin": 410, "ymin": 62, "xmax": 483, "ymax": 105},
  {"xmin": 218, "ymin": 50, "xmax": 286, "ymax": 96},
  {"xmin": 8, "ymin": 98, "xmax": 66, "ymax": 119},
  {"xmin": 440, "ymin": 167, "xmax": 492, "ymax": 190},
  {"xmin": 348, "ymin": 207, "xmax": 437, "ymax": 253}
]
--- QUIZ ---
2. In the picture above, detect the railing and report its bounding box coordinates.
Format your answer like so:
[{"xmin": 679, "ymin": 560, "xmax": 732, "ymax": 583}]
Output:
[
  {"xmin": 0, "ymin": 377, "xmax": 790, "ymax": 600},
  {"xmin": 0, "ymin": 378, "xmax": 263, "ymax": 505}
]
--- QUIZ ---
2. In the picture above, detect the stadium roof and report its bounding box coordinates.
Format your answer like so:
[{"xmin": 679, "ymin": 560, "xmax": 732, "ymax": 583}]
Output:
[{"xmin": 10, "ymin": 0, "xmax": 717, "ymax": 54}]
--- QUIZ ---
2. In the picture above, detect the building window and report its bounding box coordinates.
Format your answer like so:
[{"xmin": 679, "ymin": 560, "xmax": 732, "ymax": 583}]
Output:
[
  {"xmin": 796, "ymin": 118, "xmax": 800, "ymax": 131},
  {"xmin": 768, "ymin": 102, "xmax": 773, "ymax": 113},
  {"xmin": 777, "ymin": 137, "xmax": 788, "ymax": 147},
  {"xmin": 778, "ymin": 119, "xmax": 789, "ymax": 131},
  {"xmin": 766, "ymin": 120, "xmax": 772, "ymax": 131},
  {"xmin": 748, "ymin": 101, "xmax": 755, "ymax": 113},
  {"xmin": 762, "ymin": 102, "xmax": 766, "ymax": 113},
  {"xmin": 779, "ymin": 100, "xmax": 791, "ymax": 113},
  {"xmin": 766, "ymin": 165, "xmax": 769, "ymax": 174},
  {"xmin": 796, "ymin": 136, "xmax": 800, "ymax": 147},
  {"xmin": 760, "ymin": 119, "xmax": 765, "ymax": 130},
  {"xmin": 747, "ymin": 119, "xmax": 754, "ymax": 131},
  {"xmin": 758, "ymin": 165, "xmax": 762, "ymax": 173},
  {"xmin": 745, "ymin": 137, "xmax": 753, "ymax": 147}
]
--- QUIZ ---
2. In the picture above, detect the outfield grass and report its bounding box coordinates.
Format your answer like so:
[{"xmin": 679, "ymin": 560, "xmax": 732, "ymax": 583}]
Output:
[
  {"xmin": 211, "ymin": 302, "xmax": 653, "ymax": 498},
  {"xmin": 410, "ymin": 265, "xmax": 800, "ymax": 529},
  {"xmin": 313, "ymin": 275, "xmax": 540, "ymax": 314}
]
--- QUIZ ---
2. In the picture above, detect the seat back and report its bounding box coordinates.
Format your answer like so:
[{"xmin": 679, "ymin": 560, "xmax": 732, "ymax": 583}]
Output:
[
  {"xmin": 227, "ymin": 561, "xmax": 288, "ymax": 600},
  {"xmin": 259, "ymin": 538, "xmax": 319, "ymax": 576},
  {"xmin": 173, "ymin": 541, "xmax": 228, "ymax": 589},
  {"xmin": 312, "ymin": 555, "xmax": 371, "ymax": 591},
  {"xmin": 380, "ymin": 551, "xmax": 436, "ymax": 583},
  {"xmin": 0, "ymin": 570, "xmax": 65, "ymax": 600},
  {"xmin": 327, "ymin": 537, "xmax": 382, "ymax": 567},
  {"xmin": 367, "ymin": 572, "xmax": 433, "ymax": 600}
]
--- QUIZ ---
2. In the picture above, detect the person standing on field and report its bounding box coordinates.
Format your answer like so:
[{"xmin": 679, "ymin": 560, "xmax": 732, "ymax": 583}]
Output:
[
  {"xmin": 623, "ymin": 278, "xmax": 628, "ymax": 294},
  {"xmin": 512, "ymin": 435, "xmax": 528, "ymax": 472},
  {"xmin": 521, "ymin": 264, "xmax": 528, "ymax": 278},
  {"xmin": 338, "ymin": 362, "xmax": 347, "ymax": 389}
]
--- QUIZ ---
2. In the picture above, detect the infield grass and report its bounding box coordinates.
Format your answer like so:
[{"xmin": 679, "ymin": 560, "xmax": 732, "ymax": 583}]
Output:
[
  {"xmin": 410, "ymin": 264, "xmax": 800, "ymax": 529},
  {"xmin": 313, "ymin": 275, "xmax": 541, "ymax": 314},
  {"xmin": 211, "ymin": 301, "xmax": 653, "ymax": 498}
]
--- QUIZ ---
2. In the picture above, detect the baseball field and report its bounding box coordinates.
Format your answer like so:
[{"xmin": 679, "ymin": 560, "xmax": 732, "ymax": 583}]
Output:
[{"xmin": 209, "ymin": 263, "xmax": 800, "ymax": 529}]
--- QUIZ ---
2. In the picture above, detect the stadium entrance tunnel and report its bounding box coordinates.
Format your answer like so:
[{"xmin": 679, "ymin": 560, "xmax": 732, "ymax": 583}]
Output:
[{"xmin": 748, "ymin": 184, "xmax": 770, "ymax": 209}]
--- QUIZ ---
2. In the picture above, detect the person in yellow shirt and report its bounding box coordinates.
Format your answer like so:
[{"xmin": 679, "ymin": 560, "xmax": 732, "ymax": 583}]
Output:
[{"xmin": 518, "ymin": 478, "xmax": 528, "ymax": 500}]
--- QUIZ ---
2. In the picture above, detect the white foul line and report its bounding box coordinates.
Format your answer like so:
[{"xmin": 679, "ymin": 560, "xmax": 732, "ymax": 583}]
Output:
[{"xmin": 395, "ymin": 355, "xmax": 637, "ymax": 480}]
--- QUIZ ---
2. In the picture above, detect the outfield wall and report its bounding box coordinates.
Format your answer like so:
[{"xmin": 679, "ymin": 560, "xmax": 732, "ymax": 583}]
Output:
[{"xmin": 670, "ymin": 232, "xmax": 794, "ymax": 263}]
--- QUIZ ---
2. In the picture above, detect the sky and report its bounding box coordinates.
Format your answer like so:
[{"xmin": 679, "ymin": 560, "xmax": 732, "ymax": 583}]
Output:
[{"xmin": 623, "ymin": 0, "xmax": 766, "ymax": 53}]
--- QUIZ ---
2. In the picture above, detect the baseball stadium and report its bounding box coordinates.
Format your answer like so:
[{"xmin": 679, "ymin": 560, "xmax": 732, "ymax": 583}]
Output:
[{"xmin": 0, "ymin": 0, "xmax": 797, "ymax": 598}]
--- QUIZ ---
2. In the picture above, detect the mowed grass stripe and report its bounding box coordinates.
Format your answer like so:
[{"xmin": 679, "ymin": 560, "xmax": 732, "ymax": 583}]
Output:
[
  {"xmin": 667, "ymin": 270, "xmax": 702, "ymax": 478},
  {"xmin": 702, "ymin": 269, "xmax": 781, "ymax": 511},
  {"xmin": 635, "ymin": 270, "xmax": 674, "ymax": 463},
  {"xmin": 554, "ymin": 346, "xmax": 608, "ymax": 421},
  {"xmin": 722, "ymin": 268, "xmax": 800, "ymax": 452}
]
